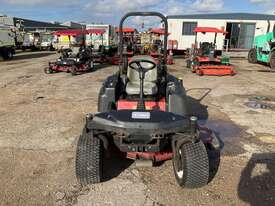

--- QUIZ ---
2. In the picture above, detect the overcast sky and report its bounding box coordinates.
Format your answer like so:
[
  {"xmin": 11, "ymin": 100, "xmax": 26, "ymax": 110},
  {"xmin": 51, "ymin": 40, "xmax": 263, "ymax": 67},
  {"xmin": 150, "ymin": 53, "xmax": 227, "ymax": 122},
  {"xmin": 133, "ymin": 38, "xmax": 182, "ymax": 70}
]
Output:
[{"xmin": 0, "ymin": 0, "xmax": 274, "ymax": 26}]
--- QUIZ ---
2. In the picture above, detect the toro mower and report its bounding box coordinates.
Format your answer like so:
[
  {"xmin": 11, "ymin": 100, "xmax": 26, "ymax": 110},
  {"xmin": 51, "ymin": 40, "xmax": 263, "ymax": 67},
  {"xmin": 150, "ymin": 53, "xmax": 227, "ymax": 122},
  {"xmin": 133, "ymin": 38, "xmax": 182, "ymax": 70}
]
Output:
[
  {"xmin": 149, "ymin": 28, "xmax": 174, "ymax": 64},
  {"xmin": 75, "ymin": 12, "xmax": 220, "ymax": 188},
  {"xmin": 45, "ymin": 30, "xmax": 94, "ymax": 75},
  {"xmin": 187, "ymin": 27, "xmax": 236, "ymax": 76},
  {"xmin": 110, "ymin": 27, "xmax": 136, "ymax": 65}
]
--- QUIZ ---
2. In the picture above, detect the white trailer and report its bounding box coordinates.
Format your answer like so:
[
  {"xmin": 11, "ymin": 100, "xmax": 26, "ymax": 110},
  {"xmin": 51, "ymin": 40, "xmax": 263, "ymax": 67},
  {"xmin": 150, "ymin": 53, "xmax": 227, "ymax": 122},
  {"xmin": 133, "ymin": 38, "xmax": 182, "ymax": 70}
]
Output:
[
  {"xmin": 86, "ymin": 24, "xmax": 116, "ymax": 50},
  {"xmin": 167, "ymin": 13, "xmax": 275, "ymax": 52}
]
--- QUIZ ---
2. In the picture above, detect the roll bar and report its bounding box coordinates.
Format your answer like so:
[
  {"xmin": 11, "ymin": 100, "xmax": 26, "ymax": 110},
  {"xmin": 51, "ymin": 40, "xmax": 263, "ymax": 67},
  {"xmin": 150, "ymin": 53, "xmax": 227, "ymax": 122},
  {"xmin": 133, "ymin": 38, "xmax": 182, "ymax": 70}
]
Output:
[{"xmin": 119, "ymin": 12, "xmax": 168, "ymax": 63}]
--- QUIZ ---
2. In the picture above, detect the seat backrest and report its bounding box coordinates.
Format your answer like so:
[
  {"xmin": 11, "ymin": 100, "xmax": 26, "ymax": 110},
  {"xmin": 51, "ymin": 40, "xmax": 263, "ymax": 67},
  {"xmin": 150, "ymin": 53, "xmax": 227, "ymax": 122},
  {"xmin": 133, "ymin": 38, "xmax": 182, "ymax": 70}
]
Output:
[
  {"xmin": 127, "ymin": 55, "xmax": 158, "ymax": 83},
  {"xmin": 71, "ymin": 46, "xmax": 80, "ymax": 55}
]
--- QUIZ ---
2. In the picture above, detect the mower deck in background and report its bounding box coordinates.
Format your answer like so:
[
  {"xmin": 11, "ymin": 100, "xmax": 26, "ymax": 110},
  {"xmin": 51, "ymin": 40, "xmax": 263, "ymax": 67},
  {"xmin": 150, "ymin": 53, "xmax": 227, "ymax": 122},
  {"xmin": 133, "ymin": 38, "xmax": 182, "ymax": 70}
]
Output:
[
  {"xmin": 187, "ymin": 27, "xmax": 236, "ymax": 76},
  {"xmin": 45, "ymin": 29, "xmax": 95, "ymax": 75},
  {"xmin": 75, "ymin": 12, "xmax": 221, "ymax": 189}
]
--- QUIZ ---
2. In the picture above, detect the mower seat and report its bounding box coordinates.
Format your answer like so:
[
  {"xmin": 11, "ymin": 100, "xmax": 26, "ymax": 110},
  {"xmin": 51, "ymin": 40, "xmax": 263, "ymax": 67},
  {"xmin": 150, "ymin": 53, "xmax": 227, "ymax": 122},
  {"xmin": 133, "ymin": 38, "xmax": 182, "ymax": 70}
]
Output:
[
  {"xmin": 70, "ymin": 46, "xmax": 81, "ymax": 58},
  {"xmin": 126, "ymin": 55, "xmax": 158, "ymax": 95}
]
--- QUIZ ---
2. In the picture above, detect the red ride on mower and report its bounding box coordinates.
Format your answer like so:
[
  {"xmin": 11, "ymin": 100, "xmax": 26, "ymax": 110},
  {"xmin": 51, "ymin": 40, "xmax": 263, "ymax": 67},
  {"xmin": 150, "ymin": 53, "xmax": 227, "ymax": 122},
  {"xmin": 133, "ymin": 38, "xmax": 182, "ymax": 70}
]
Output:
[
  {"xmin": 45, "ymin": 30, "xmax": 94, "ymax": 75},
  {"xmin": 75, "ymin": 12, "xmax": 220, "ymax": 188},
  {"xmin": 110, "ymin": 27, "xmax": 136, "ymax": 65},
  {"xmin": 149, "ymin": 28, "xmax": 174, "ymax": 65},
  {"xmin": 187, "ymin": 27, "xmax": 236, "ymax": 76}
]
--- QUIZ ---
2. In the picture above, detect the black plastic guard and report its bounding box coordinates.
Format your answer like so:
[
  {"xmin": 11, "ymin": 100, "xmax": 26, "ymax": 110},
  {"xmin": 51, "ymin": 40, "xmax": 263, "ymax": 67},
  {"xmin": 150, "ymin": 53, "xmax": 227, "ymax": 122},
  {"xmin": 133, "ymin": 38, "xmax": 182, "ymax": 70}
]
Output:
[{"xmin": 87, "ymin": 110, "xmax": 190, "ymax": 136}]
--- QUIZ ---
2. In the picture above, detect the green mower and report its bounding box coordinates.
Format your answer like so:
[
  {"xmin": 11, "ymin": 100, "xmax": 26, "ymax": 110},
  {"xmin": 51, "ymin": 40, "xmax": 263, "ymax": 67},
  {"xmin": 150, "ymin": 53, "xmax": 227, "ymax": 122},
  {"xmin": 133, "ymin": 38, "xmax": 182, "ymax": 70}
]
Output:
[{"xmin": 248, "ymin": 22, "xmax": 275, "ymax": 69}]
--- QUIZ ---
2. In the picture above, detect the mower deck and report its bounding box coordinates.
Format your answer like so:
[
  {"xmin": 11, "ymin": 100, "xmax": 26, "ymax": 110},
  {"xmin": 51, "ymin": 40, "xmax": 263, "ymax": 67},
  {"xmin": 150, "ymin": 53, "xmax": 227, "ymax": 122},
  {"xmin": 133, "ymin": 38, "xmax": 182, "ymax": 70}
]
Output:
[{"xmin": 194, "ymin": 65, "xmax": 236, "ymax": 76}]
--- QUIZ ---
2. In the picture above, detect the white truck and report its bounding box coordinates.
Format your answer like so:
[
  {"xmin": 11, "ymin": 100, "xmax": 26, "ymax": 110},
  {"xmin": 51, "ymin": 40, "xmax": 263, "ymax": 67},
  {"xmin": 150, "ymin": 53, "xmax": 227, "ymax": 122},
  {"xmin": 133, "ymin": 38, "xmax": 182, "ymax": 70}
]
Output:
[{"xmin": 0, "ymin": 17, "xmax": 15, "ymax": 60}]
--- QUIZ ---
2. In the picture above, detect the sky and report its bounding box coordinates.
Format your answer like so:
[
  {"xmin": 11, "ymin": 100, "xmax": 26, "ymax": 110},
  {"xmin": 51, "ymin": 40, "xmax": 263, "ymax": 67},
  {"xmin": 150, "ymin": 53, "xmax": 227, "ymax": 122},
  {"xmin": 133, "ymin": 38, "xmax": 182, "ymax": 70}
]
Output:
[{"xmin": 0, "ymin": 0, "xmax": 274, "ymax": 27}]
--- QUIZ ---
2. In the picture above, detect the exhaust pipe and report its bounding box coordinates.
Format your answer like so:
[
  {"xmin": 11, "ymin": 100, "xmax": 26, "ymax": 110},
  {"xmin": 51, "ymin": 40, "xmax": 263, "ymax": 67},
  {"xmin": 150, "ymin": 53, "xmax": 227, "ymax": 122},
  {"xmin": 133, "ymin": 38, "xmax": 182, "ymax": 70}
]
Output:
[
  {"xmin": 134, "ymin": 159, "xmax": 153, "ymax": 167},
  {"xmin": 267, "ymin": 19, "xmax": 270, "ymax": 34}
]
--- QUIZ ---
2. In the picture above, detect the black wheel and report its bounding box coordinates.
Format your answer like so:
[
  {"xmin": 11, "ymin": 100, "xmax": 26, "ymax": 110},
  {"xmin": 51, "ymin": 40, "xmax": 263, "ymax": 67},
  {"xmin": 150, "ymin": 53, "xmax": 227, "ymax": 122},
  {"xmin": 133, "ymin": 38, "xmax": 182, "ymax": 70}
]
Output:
[
  {"xmin": 248, "ymin": 48, "xmax": 257, "ymax": 64},
  {"xmin": 270, "ymin": 52, "xmax": 275, "ymax": 69},
  {"xmin": 89, "ymin": 61, "xmax": 94, "ymax": 71},
  {"xmin": 3, "ymin": 48, "xmax": 13, "ymax": 60},
  {"xmin": 75, "ymin": 129, "xmax": 103, "ymax": 185},
  {"xmin": 173, "ymin": 140, "xmax": 209, "ymax": 188},
  {"xmin": 44, "ymin": 66, "xmax": 53, "ymax": 74},
  {"xmin": 186, "ymin": 59, "xmax": 191, "ymax": 68},
  {"xmin": 70, "ymin": 66, "xmax": 77, "ymax": 75},
  {"xmin": 6, "ymin": 49, "xmax": 13, "ymax": 60}
]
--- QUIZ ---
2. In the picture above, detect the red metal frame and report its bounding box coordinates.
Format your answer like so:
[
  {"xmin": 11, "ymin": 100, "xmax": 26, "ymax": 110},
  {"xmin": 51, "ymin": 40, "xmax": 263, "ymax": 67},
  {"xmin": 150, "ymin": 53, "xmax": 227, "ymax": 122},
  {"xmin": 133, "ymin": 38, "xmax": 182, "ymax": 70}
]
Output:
[
  {"xmin": 117, "ymin": 97, "xmax": 167, "ymax": 161},
  {"xmin": 53, "ymin": 29, "xmax": 105, "ymax": 36},
  {"xmin": 194, "ymin": 27, "xmax": 227, "ymax": 34},
  {"xmin": 150, "ymin": 28, "xmax": 171, "ymax": 35},
  {"xmin": 49, "ymin": 63, "xmax": 90, "ymax": 73},
  {"xmin": 115, "ymin": 27, "xmax": 136, "ymax": 33},
  {"xmin": 197, "ymin": 56, "xmax": 221, "ymax": 63},
  {"xmin": 194, "ymin": 65, "xmax": 236, "ymax": 76},
  {"xmin": 117, "ymin": 98, "xmax": 166, "ymax": 111},
  {"xmin": 127, "ymin": 151, "xmax": 173, "ymax": 162}
]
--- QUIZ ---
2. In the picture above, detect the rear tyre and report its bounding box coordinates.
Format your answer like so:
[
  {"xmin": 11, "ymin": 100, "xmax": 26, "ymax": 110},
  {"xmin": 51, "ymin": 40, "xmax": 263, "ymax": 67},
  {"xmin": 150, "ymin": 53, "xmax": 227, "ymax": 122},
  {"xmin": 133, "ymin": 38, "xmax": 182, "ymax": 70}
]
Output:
[
  {"xmin": 2, "ymin": 48, "xmax": 13, "ymax": 60},
  {"xmin": 248, "ymin": 48, "xmax": 257, "ymax": 64},
  {"xmin": 76, "ymin": 129, "xmax": 103, "ymax": 185},
  {"xmin": 6, "ymin": 49, "xmax": 13, "ymax": 60},
  {"xmin": 89, "ymin": 61, "xmax": 94, "ymax": 71},
  {"xmin": 173, "ymin": 140, "xmax": 209, "ymax": 188},
  {"xmin": 270, "ymin": 51, "xmax": 275, "ymax": 69}
]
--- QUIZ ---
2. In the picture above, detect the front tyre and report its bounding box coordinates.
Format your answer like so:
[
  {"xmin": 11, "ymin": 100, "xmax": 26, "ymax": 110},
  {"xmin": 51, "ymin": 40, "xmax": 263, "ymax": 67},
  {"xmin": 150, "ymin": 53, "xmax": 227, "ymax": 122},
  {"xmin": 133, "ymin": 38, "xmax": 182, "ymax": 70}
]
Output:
[
  {"xmin": 44, "ymin": 66, "xmax": 53, "ymax": 74},
  {"xmin": 248, "ymin": 48, "xmax": 257, "ymax": 64},
  {"xmin": 70, "ymin": 65, "xmax": 77, "ymax": 75},
  {"xmin": 173, "ymin": 140, "xmax": 209, "ymax": 188},
  {"xmin": 75, "ymin": 129, "xmax": 103, "ymax": 185}
]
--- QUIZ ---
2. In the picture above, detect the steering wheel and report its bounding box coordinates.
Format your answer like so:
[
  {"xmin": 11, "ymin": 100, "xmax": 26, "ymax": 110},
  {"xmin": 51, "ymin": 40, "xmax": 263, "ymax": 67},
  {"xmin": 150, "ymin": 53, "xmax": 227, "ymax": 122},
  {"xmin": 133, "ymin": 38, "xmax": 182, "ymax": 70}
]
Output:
[{"xmin": 129, "ymin": 59, "xmax": 156, "ymax": 74}]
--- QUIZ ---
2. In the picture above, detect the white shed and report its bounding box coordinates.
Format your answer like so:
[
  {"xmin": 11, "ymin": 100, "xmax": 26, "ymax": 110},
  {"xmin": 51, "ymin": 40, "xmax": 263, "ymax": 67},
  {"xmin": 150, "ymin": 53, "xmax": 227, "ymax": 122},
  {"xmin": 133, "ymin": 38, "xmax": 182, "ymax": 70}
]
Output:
[{"xmin": 167, "ymin": 13, "xmax": 275, "ymax": 51}]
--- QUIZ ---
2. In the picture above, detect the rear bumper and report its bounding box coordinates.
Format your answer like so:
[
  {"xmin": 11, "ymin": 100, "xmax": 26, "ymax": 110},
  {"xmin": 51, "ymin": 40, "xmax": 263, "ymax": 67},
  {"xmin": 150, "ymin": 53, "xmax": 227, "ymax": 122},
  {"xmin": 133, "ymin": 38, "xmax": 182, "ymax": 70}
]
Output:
[
  {"xmin": 87, "ymin": 110, "xmax": 191, "ymax": 136},
  {"xmin": 86, "ymin": 110, "xmax": 196, "ymax": 152}
]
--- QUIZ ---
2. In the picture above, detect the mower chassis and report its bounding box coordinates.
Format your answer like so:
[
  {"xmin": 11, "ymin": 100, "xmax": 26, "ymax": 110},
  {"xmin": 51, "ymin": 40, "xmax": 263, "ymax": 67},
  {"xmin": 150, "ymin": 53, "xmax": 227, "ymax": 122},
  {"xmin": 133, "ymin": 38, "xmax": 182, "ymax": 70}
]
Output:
[{"xmin": 85, "ymin": 110, "xmax": 196, "ymax": 153}]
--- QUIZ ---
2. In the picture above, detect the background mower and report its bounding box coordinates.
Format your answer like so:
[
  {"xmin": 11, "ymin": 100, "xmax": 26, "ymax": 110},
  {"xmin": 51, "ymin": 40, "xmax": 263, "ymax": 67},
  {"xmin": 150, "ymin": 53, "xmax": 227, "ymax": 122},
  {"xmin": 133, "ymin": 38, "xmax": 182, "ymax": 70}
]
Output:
[
  {"xmin": 187, "ymin": 27, "xmax": 236, "ymax": 76},
  {"xmin": 148, "ymin": 28, "xmax": 174, "ymax": 65},
  {"xmin": 45, "ymin": 29, "xmax": 94, "ymax": 75},
  {"xmin": 110, "ymin": 27, "xmax": 136, "ymax": 65},
  {"xmin": 75, "ymin": 12, "xmax": 220, "ymax": 188}
]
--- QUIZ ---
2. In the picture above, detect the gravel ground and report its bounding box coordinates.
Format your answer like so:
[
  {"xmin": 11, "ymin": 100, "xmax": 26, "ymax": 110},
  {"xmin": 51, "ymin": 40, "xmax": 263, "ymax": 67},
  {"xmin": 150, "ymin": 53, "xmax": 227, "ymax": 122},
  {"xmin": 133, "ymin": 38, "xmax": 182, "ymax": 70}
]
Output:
[{"xmin": 0, "ymin": 51, "xmax": 275, "ymax": 206}]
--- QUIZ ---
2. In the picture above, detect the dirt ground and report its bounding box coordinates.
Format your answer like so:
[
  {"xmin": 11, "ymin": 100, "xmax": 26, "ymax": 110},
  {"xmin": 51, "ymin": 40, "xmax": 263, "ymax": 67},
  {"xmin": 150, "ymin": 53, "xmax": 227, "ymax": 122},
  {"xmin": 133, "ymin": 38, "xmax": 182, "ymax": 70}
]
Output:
[{"xmin": 0, "ymin": 51, "xmax": 275, "ymax": 206}]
